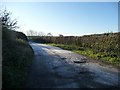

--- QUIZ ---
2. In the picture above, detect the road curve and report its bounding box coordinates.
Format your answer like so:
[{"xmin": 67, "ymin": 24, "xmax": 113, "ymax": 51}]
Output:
[{"xmin": 25, "ymin": 42, "xmax": 119, "ymax": 88}]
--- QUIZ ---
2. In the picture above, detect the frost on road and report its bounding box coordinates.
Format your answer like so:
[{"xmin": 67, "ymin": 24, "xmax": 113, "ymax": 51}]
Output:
[{"xmin": 25, "ymin": 42, "xmax": 119, "ymax": 88}]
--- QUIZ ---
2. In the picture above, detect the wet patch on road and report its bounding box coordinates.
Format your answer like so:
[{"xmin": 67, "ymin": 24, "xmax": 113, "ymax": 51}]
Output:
[{"xmin": 26, "ymin": 42, "xmax": 119, "ymax": 88}]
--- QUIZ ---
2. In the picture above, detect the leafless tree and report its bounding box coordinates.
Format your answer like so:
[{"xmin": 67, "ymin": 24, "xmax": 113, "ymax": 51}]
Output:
[
  {"xmin": 47, "ymin": 33, "xmax": 52, "ymax": 36},
  {"xmin": 27, "ymin": 30, "xmax": 45, "ymax": 36},
  {"xmin": 27, "ymin": 30, "xmax": 35, "ymax": 36},
  {"xmin": 59, "ymin": 34, "xmax": 63, "ymax": 37},
  {"xmin": 38, "ymin": 32, "xmax": 45, "ymax": 36},
  {"xmin": 0, "ymin": 9, "xmax": 18, "ymax": 30}
]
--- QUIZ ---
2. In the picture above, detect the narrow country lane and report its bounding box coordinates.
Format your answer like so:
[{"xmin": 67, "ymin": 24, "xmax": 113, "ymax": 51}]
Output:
[{"xmin": 25, "ymin": 42, "xmax": 119, "ymax": 88}]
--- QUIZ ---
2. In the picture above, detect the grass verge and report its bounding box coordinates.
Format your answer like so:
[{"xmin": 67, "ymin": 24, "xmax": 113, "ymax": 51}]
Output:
[{"xmin": 47, "ymin": 43, "xmax": 120, "ymax": 66}]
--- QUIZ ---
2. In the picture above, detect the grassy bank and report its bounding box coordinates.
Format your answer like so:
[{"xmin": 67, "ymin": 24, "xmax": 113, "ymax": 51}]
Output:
[
  {"xmin": 2, "ymin": 27, "xmax": 34, "ymax": 88},
  {"xmin": 47, "ymin": 43, "xmax": 120, "ymax": 66}
]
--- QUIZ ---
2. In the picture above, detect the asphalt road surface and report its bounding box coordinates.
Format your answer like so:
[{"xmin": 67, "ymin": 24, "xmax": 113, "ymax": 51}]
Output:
[{"xmin": 25, "ymin": 42, "xmax": 119, "ymax": 88}]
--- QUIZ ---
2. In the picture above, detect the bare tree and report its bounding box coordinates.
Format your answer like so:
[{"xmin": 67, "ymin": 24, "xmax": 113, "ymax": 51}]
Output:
[
  {"xmin": 34, "ymin": 31, "xmax": 37, "ymax": 36},
  {"xmin": 27, "ymin": 30, "xmax": 35, "ymax": 36},
  {"xmin": 47, "ymin": 33, "xmax": 52, "ymax": 36},
  {"xmin": 38, "ymin": 32, "xmax": 45, "ymax": 36},
  {"xmin": 59, "ymin": 34, "xmax": 64, "ymax": 37},
  {"xmin": 27, "ymin": 30, "xmax": 45, "ymax": 36},
  {"xmin": 0, "ymin": 9, "xmax": 18, "ymax": 30}
]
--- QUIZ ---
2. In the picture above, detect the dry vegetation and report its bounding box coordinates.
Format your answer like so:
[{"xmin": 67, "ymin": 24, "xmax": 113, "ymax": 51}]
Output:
[
  {"xmin": 2, "ymin": 27, "xmax": 34, "ymax": 88},
  {"xmin": 29, "ymin": 32, "xmax": 120, "ymax": 66},
  {"xmin": 1, "ymin": 10, "xmax": 34, "ymax": 88}
]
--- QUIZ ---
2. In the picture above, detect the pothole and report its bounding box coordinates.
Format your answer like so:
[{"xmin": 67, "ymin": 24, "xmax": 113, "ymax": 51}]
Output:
[
  {"xmin": 73, "ymin": 60, "xmax": 86, "ymax": 63},
  {"xmin": 73, "ymin": 58, "xmax": 87, "ymax": 63},
  {"xmin": 61, "ymin": 57, "xmax": 67, "ymax": 60}
]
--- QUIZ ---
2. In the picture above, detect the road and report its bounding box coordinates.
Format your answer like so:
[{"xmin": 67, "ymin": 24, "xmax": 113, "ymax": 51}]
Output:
[{"xmin": 25, "ymin": 42, "xmax": 119, "ymax": 88}]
